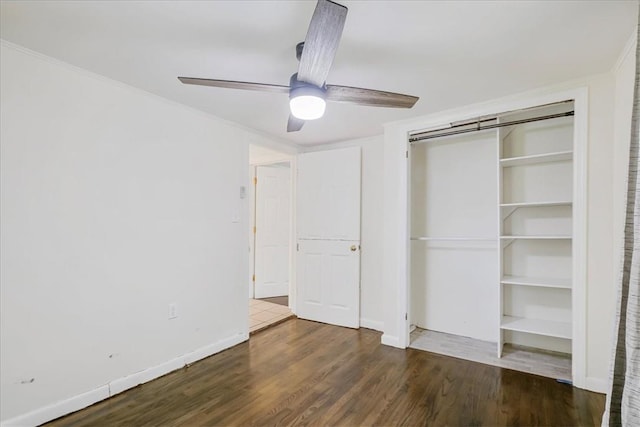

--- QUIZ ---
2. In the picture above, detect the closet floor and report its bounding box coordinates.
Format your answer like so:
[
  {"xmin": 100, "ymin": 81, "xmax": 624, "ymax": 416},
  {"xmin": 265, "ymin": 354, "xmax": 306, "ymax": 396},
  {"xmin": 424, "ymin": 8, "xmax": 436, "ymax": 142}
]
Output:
[{"xmin": 410, "ymin": 328, "xmax": 571, "ymax": 381}]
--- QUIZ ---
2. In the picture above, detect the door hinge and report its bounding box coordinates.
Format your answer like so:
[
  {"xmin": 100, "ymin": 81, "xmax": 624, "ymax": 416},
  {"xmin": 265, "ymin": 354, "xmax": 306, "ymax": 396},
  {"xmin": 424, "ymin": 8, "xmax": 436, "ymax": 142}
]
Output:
[
  {"xmin": 253, "ymin": 226, "xmax": 256, "ymax": 234},
  {"xmin": 296, "ymin": 243, "xmax": 299, "ymax": 251},
  {"xmin": 252, "ymin": 274, "xmax": 255, "ymax": 282},
  {"xmin": 253, "ymin": 177, "xmax": 257, "ymax": 185},
  {"xmin": 405, "ymin": 313, "xmax": 408, "ymax": 320},
  {"xmin": 406, "ymin": 150, "xmax": 409, "ymax": 159}
]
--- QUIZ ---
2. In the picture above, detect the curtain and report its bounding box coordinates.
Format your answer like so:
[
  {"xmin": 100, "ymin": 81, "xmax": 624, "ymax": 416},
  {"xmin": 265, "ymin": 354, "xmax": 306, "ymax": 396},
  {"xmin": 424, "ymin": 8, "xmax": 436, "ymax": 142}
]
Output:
[{"xmin": 603, "ymin": 11, "xmax": 640, "ymax": 427}]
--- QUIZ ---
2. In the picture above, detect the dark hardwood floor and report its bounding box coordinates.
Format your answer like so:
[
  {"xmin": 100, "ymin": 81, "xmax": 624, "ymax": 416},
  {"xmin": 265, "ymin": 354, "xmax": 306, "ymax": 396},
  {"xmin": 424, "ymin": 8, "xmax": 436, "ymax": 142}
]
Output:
[
  {"xmin": 46, "ymin": 319, "xmax": 604, "ymax": 426},
  {"xmin": 258, "ymin": 296, "xmax": 288, "ymax": 307}
]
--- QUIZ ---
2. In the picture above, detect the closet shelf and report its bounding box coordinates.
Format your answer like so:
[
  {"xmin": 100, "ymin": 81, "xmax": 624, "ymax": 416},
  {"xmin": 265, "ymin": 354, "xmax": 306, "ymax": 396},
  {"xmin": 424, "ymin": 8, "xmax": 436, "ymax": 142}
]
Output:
[
  {"xmin": 501, "ymin": 316, "xmax": 572, "ymax": 340},
  {"xmin": 496, "ymin": 103, "xmax": 575, "ymax": 358},
  {"xmin": 500, "ymin": 201, "xmax": 572, "ymax": 208},
  {"xmin": 501, "ymin": 275, "xmax": 571, "ymax": 289},
  {"xmin": 500, "ymin": 150, "xmax": 573, "ymax": 167}
]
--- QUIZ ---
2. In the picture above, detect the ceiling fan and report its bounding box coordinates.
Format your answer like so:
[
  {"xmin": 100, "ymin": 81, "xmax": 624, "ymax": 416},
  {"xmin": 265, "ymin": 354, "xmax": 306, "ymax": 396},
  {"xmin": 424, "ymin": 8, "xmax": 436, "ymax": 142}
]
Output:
[{"xmin": 178, "ymin": 0, "xmax": 419, "ymax": 132}]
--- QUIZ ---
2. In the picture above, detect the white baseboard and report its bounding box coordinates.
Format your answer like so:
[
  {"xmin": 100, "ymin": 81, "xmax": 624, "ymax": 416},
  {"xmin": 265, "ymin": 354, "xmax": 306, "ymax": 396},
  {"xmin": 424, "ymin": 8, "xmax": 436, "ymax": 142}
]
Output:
[
  {"xmin": 184, "ymin": 332, "xmax": 248, "ymax": 365},
  {"xmin": 109, "ymin": 354, "xmax": 186, "ymax": 396},
  {"xmin": 585, "ymin": 376, "xmax": 608, "ymax": 394},
  {"xmin": 360, "ymin": 318, "xmax": 384, "ymax": 332},
  {"xmin": 0, "ymin": 385, "xmax": 110, "ymax": 427},
  {"xmin": 1, "ymin": 333, "xmax": 248, "ymax": 427},
  {"xmin": 381, "ymin": 334, "xmax": 402, "ymax": 348}
]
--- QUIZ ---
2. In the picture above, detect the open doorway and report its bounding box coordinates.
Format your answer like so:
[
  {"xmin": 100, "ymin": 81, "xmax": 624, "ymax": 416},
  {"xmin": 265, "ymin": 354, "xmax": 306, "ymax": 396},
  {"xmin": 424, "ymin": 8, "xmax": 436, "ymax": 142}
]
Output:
[{"xmin": 248, "ymin": 145, "xmax": 295, "ymax": 334}]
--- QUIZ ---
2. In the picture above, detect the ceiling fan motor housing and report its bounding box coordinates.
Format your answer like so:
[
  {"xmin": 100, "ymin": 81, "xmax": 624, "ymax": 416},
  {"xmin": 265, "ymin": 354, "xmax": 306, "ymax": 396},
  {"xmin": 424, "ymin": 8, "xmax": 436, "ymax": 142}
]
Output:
[{"xmin": 289, "ymin": 73, "xmax": 326, "ymax": 94}]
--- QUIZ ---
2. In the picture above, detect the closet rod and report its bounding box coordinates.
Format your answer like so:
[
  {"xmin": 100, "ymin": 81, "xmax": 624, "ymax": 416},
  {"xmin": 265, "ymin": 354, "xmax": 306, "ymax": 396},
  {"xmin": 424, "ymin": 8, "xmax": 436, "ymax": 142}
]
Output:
[
  {"xmin": 409, "ymin": 111, "xmax": 574, "ymax": 144},
  {"xmin": 411, "ymin": 237, "xmax": 495, "ymax": 241}
]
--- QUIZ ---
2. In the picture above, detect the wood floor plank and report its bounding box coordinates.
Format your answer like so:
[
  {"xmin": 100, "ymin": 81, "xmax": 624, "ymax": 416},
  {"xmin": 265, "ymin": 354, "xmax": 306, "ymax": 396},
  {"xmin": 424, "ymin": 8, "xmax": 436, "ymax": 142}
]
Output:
[{"xmin": 45, "ymin": 319, "xmax": 604, "ymax": 427}]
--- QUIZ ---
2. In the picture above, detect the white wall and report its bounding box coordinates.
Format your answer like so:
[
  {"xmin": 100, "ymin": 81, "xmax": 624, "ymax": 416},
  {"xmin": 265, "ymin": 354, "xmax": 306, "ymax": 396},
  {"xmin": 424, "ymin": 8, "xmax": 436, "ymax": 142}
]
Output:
[
  {"xmin": 300, "ymin": 136, "xmax": 385, "ymax": 331},
  {"xmin": 0, "ymin": 42, "xmax": 288, "ymax": 424},
  {"xmin": 382, "ymin": 72, "xmax": 621, "ymax": 392}
]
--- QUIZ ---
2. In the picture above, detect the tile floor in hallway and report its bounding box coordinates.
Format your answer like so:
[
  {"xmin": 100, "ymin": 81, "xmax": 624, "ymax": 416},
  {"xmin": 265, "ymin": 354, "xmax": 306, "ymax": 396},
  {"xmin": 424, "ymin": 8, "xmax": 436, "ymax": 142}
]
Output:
[{"xmin": 249, "ymin": 298, "xmax": 295, "ymax": 334}]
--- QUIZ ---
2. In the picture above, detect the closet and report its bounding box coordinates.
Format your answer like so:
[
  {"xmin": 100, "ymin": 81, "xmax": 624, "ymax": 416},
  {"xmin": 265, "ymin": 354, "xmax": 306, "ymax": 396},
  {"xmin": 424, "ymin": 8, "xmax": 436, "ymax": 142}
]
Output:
[{"xmin": 409, "ymin": 101, "xmax": 576, "ymax": 378}]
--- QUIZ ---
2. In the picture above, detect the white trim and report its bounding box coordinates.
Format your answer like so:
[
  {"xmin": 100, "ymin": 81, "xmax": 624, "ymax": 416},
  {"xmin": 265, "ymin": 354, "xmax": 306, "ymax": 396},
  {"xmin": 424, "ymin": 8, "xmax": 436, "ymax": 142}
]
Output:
[
  {"xmin": 383, "ymin": 86, "xmax": 590, "ymax": 389},
  {"xmin": 0, "ymin": 39, "xmax": 296, "ymax": 154},
  {"xmin": 585, "ymin": 377, "xmax": 608, "ymax": 394},
  {"xmin": 360, "ymin": 318, "xmax": 384, "ymax": 332},
  {"xmin": 1, "ymin": 333, "xmax": 247, "ymax": 427},
  {"xmin": 612, "ymin": 28, "xmax": 638, "ymax": 75},
  {"xmin": 381, "ymin": 334, "xmax": 402, "ymax": 348},
  {"xmin": 250, "ymin": 157, "xmax": 294, "ymax": 166},
  {"xmin": 289, "ymin": 157, "xmax": 298, "ymax": 314},
  {"xmin": 571, "ymin": 88, "xmax": 589, "ymax": 390},
  {"xmin": 184, "ymin": 333, "xmax": 247, "ymax": 365},
  {"xmin": 382, "ymin": 124, "xmax": 411, "ymax": 349},
  {"xmin": 249, "ymin": 165, "xmax": 257, "ymax": 299},
  {"xmin": 0, "ymin": 386, "xmax": 110, "ymax": 427},
  {"xmin": 398, "ymin": 127, "xmax": 411, "ymax": 350},
  {"xmin": 300, "ymin": 134, "xmax": 384, "ymax": 151},
  {"xmin": 109, "ymin": 354, "xmax": 186, "ymax": 396}
]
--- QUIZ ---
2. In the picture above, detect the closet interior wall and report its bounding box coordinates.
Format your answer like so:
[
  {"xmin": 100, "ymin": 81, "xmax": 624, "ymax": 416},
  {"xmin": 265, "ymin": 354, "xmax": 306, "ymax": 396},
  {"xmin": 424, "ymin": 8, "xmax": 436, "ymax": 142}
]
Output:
[{"xmin": 410, "ymin": 130, "xmax": 498, "ymax": 342}]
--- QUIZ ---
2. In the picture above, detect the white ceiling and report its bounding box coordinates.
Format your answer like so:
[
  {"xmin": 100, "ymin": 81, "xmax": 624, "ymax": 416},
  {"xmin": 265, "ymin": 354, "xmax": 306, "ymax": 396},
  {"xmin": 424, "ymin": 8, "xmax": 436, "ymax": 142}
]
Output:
[{"xmin": 1, "ymin": 1, "xmax": 637, "ymax": 146}]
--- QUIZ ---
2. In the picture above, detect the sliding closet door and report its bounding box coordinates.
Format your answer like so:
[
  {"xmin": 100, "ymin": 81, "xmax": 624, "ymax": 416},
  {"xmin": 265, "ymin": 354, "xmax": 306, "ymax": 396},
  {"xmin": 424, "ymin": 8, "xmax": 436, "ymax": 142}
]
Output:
[{"xmin": 410, "ymin": 131, "xmax": 498, "ymax": 342}]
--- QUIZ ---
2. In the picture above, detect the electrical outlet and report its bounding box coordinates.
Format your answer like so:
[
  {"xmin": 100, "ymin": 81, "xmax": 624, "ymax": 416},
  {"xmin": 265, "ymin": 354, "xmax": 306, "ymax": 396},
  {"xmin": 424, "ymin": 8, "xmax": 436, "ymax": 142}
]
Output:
[{"xmin": 168, "ymin": 303, "xmax": 177, "ymax": 319}]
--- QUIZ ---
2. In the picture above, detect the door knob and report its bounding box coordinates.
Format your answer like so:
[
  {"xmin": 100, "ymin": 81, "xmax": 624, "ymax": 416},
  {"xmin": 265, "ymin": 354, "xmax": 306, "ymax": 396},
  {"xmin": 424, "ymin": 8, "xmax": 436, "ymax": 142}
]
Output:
[{"xmin": 350, "ymin": 245, "xmax": 357, "ymax": 251}]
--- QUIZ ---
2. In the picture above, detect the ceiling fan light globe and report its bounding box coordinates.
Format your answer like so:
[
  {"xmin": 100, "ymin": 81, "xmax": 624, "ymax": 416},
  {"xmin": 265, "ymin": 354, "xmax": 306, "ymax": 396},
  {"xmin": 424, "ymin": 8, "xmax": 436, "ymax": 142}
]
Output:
[
  {"xmin": 289, "ymin": 85, "xmax": 327, "ymax": 120},
  {"xmin": 290, "ymin": 95, "xmax": 326, "ymax": 120}
]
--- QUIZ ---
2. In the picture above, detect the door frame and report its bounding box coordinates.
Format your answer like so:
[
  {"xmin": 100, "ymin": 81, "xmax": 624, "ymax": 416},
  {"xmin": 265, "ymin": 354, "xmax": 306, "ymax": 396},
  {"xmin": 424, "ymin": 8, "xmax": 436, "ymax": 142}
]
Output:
[{"xmin": 249, "ymin": 158, "xmax": 297, "ymax": 312}]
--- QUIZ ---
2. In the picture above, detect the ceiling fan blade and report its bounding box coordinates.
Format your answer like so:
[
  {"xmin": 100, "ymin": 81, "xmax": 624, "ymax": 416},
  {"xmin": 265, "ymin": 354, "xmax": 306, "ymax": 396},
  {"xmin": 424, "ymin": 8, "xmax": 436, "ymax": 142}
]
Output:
[
  {"xmin": 287, "ymin": 115, "xmax": 305, "ymax": 132},
  {"xmin": 178, "ymin": 77, "xmax": 290, "ymax": 94},
  {"xmin": 297, "ymin": 0, "xmax": 348, "ymax": 87},
  {"xmin": 326, "ymin": 85, "xmax": 419, "ymax": 109}
]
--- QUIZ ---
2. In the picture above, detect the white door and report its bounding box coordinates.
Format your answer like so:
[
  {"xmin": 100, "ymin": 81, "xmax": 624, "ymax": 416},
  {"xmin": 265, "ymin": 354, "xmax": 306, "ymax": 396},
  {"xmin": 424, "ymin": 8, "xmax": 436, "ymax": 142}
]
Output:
[
  {"xmin": 254, "ymin": 165, "xmax": 290, "ymax": 298},
  {"xmin": 296, "ymin": 147, "xmax": 361, "ymax": 328}
]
